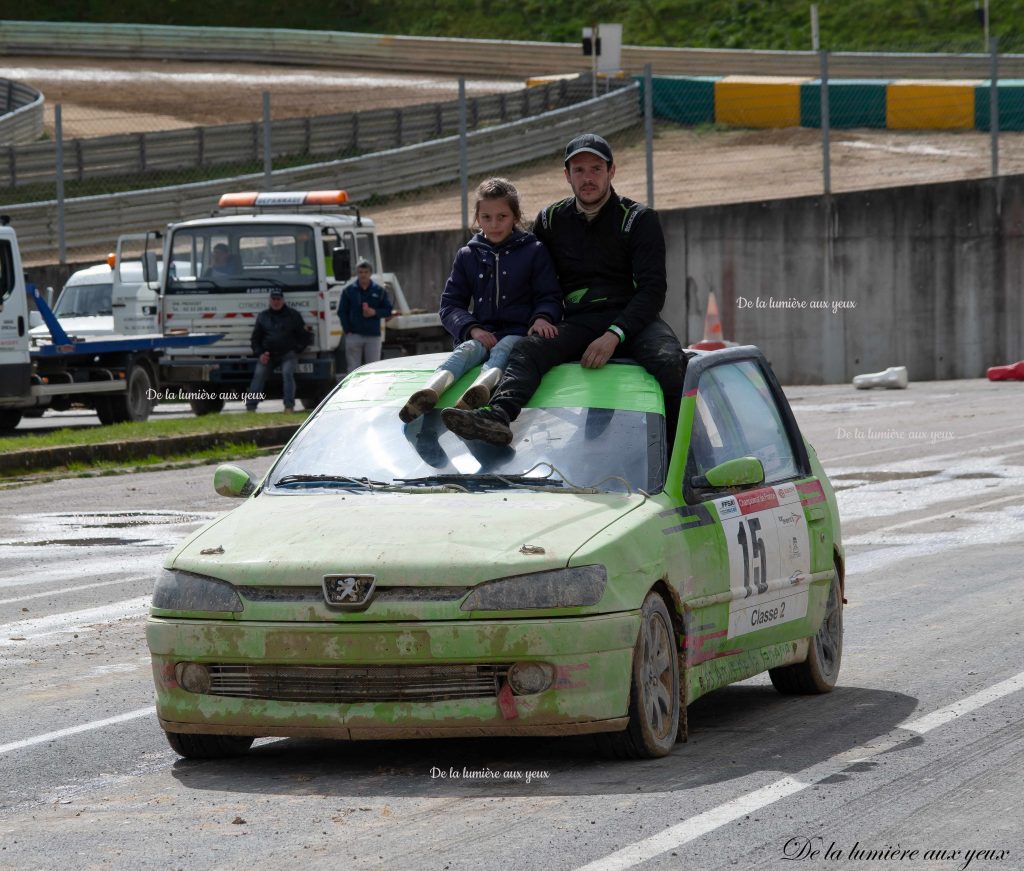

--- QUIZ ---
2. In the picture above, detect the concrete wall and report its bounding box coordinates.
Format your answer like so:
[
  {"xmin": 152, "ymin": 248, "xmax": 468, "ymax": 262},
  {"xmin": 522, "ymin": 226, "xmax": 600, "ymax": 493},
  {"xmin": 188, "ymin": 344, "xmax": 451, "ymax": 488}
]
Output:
[{"xmin": 380, "ymin": 175, "xmax": 1024, "ymax": 384}]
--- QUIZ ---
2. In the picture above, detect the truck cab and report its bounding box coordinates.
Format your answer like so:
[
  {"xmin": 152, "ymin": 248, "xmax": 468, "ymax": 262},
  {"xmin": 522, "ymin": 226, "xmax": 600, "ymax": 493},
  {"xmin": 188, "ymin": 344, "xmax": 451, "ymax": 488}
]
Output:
[
  {"xmin": 147, "ymin": 190, "xmax": 443, "ymax": 414},
  {"xmin": 0, "ymin": 223, "xmax": 31, "ymax": 428}
]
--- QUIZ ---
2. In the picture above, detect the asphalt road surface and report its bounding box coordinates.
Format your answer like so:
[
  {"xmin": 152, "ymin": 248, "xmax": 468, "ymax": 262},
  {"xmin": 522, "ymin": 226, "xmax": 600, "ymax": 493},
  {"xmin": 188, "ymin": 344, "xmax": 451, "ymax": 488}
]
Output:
[{"xmin": 0, "ymin": 379, "xmax": 1021, "ymax": 871}]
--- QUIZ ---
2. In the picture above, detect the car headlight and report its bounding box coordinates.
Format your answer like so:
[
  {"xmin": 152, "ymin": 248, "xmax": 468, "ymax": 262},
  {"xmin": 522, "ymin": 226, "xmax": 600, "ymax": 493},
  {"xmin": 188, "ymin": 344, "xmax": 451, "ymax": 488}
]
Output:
[
  {"xmin": 461, "ymin": 565, "xmax": 607, "ymax": 612},
  {"xmin": 152, "ymin": 568, "xmax": 243, "ymax": 613}
]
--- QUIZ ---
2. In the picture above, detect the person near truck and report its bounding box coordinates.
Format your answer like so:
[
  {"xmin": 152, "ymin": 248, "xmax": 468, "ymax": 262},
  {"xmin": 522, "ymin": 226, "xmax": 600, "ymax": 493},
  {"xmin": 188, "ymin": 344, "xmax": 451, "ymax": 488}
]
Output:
[
  {"xmin": 338, "ymin": 258, "xmax": 393, "ymax": 373},
  {"xmin": 246, "ymin": 288, "xmax": 310, "ymax": 413},
  {"xmin": 441, "ymin": 133, "xmax": 685, "ymax": 447},
  {"xmin": 398, "ymin": 177, "xmax": 562, "ymax": 423}
]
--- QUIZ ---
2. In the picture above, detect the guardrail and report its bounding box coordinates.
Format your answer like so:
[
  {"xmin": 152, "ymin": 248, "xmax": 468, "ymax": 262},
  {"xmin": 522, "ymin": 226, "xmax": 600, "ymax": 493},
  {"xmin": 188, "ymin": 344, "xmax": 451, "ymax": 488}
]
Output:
[
  {"xmin": 7, "ymin": 84, "xmax": 640, "ymax": 258},
  {"xmin": 1, "ymin": 20, "xmax": 1020, "ymax": 80},
  {"xmin": 0, "ymin": 78, "xmax": 44, "ymax": 146},
  {"xmin": 1, "ymin": 78, "xmax": 591, "ymax": 190}
]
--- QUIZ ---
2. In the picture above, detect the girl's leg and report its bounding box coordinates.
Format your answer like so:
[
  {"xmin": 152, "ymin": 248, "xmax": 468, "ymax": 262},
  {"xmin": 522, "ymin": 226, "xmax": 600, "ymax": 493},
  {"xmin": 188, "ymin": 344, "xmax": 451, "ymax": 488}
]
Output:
[
  {"xmin": 399, "ymin": 340, "xmax": 487, "ymax": 423},
  {"xmin": 481, "ymin": 335, "xmax": 522, "ymax": 371},
  {"xmin": 456, "ymin": 335, "xmax": 520, "ymax": 410},
  {"xmin": 438, "ymin": 339, "xmax": 489, "ymax": 381}
]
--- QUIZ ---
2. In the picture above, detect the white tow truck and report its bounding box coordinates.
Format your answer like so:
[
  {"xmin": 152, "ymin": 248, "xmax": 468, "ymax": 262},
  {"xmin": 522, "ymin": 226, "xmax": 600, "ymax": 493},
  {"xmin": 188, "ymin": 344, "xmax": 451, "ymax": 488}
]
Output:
[
  {"xmin": 117, "ymin": 190, "xmax": 446, "ymax": 415},
  {"xmin": 0, "ymin": 219, "xmax": 221, "ymax": 431}
]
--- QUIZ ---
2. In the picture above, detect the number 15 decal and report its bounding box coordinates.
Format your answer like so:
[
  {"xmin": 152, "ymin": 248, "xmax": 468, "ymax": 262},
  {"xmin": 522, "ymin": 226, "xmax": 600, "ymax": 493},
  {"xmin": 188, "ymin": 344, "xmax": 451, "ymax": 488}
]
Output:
[{"xmin": 736, "ymin": 517, "xmax": 768, "ymax": 597}]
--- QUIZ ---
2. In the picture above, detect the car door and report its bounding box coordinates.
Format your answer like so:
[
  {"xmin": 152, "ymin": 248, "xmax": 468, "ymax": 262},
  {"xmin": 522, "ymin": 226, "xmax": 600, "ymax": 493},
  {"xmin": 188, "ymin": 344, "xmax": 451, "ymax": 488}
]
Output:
[{"xmin": 672, "ymin": 350, "xmax": 825, "ymax": 692}]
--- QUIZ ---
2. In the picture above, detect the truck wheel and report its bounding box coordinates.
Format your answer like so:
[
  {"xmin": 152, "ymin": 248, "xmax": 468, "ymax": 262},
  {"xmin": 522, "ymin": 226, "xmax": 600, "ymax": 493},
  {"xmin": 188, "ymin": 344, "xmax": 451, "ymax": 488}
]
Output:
[
  {"xmin": 97, "ymin": 363, "xmax": 155, "ymax": 424},
  {"xmin": 596, "ymin": 592, "xmax": 680, "ymax": 759},
  {"xmin": 0, "ymin": 409, "xmax": 23, "ymax": 431},
  {"xmin": 189, "ymin": 397, "xmax": 225, "ymax": 416},
  {"xmin": 164, "ymin": 731, "xmax": 254, "ymax": 759}
]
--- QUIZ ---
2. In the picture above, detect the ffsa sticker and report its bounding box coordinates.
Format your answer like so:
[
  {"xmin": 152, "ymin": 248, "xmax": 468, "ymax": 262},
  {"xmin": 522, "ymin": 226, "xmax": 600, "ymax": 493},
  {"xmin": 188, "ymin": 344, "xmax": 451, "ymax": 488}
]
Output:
[{"xmin": 715, "ymin": 483, "xmax": 811, "ymax": 637}]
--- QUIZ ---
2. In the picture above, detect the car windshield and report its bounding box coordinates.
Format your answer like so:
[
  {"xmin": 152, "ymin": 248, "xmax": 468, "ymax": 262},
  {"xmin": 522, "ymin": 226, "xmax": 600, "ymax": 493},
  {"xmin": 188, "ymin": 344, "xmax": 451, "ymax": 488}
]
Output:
[
  {"xmin": 53, "ymin": 282, "xmax": 112, "ymax": 317},
  {"xmin": 269, "ymin": 405, "xmax": 665, "ymax": 494},
  {"xmin": 165, "ymin": 223, "xmax": 318, "ymax": 294}
]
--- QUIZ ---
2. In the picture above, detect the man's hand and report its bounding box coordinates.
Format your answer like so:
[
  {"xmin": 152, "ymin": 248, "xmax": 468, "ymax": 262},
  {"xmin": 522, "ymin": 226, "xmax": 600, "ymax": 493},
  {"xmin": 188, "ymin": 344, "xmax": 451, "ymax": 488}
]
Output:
[
  {"xmin": 362, "ymin": 302, "xmax": 376, "ymax": 317},
  {"xmin": 259, "ymin": 351, "xmax": 270, "ymax": 365},
  {"xmin": 469, "ymin": 327, "xmax": 498, "ymax": 349},
  {"xmin": 528, "ymin": 319, "xmax": 559, "ymax": 338},
  {"xmin": 581, "ymin": 331, "xmax": 619, "ymax": 369}
]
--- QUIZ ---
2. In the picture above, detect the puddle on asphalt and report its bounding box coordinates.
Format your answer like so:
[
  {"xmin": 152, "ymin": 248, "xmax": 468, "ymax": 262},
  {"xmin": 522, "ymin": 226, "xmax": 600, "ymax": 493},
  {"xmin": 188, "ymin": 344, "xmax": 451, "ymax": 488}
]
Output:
[
  {"xmin": 832, "ymin": 470, "xmax": 941, "ymax": 482},
  {"xmin": 2, "ymin": 537, "xmax": 159, "ymax": 548}
]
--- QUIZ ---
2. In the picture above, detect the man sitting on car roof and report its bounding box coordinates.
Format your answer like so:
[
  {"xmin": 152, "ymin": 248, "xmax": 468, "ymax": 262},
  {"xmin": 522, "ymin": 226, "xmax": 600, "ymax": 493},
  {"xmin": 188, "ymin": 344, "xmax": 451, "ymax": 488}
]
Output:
[{"xmin": 442, "ymin": 133, "xmax": 686, "ymax": 447}]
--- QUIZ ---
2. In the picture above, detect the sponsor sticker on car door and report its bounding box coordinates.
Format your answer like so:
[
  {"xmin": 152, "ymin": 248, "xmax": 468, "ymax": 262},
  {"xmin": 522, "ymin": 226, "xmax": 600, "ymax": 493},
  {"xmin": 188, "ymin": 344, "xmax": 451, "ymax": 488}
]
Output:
[{"xmin": 717, "ymin": 482, "xmax": 811, "ymax": 638}]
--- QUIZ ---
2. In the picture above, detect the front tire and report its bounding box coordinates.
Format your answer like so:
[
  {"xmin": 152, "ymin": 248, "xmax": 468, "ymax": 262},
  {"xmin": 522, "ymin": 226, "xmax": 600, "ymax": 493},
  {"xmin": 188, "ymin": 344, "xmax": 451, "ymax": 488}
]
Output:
[
  {"xmin": 770, "ymin": 571, "xmax": 843, "ymax": 695},
  {"xmin": 189, "ymin": 397, "xmax": 225, "ymax": 416},
  {"xmin": 598, "ymin": 592, "xmax": 680, "ymax": 759},
  {"xmin": 164, "ymin": 731, "xmax": 254, "ymax": 759}
]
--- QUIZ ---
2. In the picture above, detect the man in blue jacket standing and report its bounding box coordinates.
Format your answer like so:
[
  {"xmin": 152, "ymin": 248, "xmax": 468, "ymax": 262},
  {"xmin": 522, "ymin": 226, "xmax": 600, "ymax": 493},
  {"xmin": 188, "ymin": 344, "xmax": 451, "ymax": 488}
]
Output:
[{"xmin": 339, "ymin": 259, "xmax": 393, "ymax": 373}]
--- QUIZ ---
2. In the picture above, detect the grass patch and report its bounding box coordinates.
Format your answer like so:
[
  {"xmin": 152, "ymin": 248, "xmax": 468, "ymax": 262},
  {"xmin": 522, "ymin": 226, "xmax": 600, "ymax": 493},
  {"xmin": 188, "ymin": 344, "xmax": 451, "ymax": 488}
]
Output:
[
  {"xmin": 0, "ymin": 411, "xmax": 303, "ymax": 454},
  {"xmin": 0, "ymin": 441, "xmax": 273, "ymax": 483}
]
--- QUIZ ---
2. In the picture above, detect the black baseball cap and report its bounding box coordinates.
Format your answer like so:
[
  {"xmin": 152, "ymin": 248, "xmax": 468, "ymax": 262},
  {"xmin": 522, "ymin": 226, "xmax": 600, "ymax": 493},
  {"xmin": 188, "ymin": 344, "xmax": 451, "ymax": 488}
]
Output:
[
  {"xmin": 564, "ymin": 133, "xmax": 613, "ymax": 166},
  {"xmin": 269, "ymin": 288, "xmax": 284, "ymax": 299}
]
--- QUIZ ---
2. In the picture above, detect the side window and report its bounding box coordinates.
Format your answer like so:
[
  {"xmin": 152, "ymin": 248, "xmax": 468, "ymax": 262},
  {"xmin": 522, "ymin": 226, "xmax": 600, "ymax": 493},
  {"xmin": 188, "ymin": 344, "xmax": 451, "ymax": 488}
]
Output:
[
  {"xmin": 688, "ymin": 360, "xmax": 801, "ymax": 487},
  {"xmin": 355, "ymin": 233, "xmax": 377, "ymax": 272},
  {"xmin": 0, "ymin": 240, "xmax": 14, "ymax": 302}
]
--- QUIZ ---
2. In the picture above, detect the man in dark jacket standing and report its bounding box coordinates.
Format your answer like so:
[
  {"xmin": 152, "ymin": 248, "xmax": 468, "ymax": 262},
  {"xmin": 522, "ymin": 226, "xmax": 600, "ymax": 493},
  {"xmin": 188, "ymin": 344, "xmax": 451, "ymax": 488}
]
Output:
[
  {"xmin": 339, "ymin": 259, "xmax": 393, "ymax": 373},
  {"xmin": 442, "ymin": 133, "xmax": 685, "ymax": 446},
  {"xmin": 246, "ymin": 288, "xmax": 310, "ymax": 412}
]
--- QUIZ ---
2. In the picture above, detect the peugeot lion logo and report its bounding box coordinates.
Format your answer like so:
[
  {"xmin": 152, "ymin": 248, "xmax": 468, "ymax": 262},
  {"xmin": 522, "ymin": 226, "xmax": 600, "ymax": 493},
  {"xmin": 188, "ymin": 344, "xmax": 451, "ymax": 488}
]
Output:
[{"xmin": 323, "ymin": 574, "xmax": 376, "ymax": 609}]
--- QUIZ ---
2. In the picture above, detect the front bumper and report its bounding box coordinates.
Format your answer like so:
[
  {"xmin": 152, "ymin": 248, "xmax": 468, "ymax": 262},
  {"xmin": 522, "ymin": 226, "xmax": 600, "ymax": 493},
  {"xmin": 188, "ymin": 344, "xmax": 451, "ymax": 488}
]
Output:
[{"xmin": 147, "ymin": 612, "xmax": 640, "ymax": 739}]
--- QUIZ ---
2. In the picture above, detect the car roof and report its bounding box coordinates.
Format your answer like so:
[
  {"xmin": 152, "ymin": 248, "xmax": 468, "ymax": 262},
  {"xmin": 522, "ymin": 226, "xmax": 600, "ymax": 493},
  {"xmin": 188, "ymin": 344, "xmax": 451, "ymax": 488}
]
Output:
[
  {"xmin": 326, "ymin": 354, "xmax": 665, "ymax": 414},
  {"xmin": 171, "ymin": 214, "xmax": 374, "ymax": 231},
  {"xmin": 64, "ymin": 263, "xmax": 115, "ymax": 285}
]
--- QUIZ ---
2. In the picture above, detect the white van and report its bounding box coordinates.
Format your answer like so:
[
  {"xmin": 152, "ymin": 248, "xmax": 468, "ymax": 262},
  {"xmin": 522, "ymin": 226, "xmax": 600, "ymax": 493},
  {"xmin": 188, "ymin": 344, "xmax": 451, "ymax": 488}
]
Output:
[{"xmin": 29, "ymin": 262, "xmax": 139, "ymax": 340}]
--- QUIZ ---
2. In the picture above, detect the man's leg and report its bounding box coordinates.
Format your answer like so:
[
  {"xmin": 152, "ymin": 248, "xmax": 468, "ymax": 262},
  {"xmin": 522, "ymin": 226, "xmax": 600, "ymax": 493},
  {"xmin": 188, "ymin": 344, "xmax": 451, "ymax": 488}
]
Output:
[
  {"xmin": 246, "ymin": 359, "xmax": 269, "ymax": 411},
  {"xmin": 491, "ymin": 320, "xmax": 603, "ymax": 421},
  {"xmin": 442, "ymin": 320, "xmax": 603, "ymax": 445},
  {"xmin": 625, "ymin": 317, "xmax": 686, "ymax": 442},
  {"xmin": 345, "ymin": 335, "xmax": 365, "ymax": 373},
  {"xmin": 280, "ymin": 350, "xmax": 298, "ymax": 411},
  {"xmin": 363, "ymin": 335, "xmax": 383, "ymax": 364}
]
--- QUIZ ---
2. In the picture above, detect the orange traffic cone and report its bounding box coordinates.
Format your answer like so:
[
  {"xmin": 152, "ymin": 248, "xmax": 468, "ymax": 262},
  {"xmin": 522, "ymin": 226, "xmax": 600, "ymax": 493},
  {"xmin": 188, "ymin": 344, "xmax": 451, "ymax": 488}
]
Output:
[
  {"xmin": 987, "ymin": 361, "xmax": 1024, "ymax": 381},
  {"xmin": 688, "ymin": 292, "xmax": 732, "ymax": 351}
]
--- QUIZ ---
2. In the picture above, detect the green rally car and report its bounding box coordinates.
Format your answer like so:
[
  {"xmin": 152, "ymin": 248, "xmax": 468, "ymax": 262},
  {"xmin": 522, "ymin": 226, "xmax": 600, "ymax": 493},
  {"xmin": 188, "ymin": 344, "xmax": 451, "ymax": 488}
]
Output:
[{"xmin": 147, "ymin": 345, "xmax": 844, "ymax": 759}]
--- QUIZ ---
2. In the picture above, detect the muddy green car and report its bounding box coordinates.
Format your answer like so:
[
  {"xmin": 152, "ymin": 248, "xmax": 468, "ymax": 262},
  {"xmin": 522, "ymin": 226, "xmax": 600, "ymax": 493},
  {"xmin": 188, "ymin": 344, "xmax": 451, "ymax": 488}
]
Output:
[{"xmin": 148, "ymin": 346, "xmax": 844, "ymax": 759}]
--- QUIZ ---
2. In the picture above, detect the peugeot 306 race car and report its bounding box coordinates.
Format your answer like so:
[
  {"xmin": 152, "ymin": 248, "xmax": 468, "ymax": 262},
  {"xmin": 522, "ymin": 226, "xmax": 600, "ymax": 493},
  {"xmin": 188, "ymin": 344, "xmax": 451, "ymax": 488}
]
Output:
[{"xmin": 147, "ymin": 346, "xmax": 844, "ymax": 759}]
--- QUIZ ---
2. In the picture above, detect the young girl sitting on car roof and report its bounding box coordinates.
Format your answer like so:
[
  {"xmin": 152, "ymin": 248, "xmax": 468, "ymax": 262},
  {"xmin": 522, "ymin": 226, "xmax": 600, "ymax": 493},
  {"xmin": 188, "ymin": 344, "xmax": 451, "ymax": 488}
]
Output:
[{"xmin": 399, "ymin": 177, "xmax": 563, "ymax": 422}]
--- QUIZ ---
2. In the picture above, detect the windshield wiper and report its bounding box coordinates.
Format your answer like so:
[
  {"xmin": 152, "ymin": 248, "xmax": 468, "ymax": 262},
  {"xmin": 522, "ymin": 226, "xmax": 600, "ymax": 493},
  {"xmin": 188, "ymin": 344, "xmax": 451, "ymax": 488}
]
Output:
[
  {"xmin": 394, "ymin": 473, "xmax": 597, "ymax": 494},
  {"xmin": 224, "ymin": 275, "xmax": 289, "ymax": 289},
  {"xmin": 275, "ymin": 474, "xmax": 391, "ymax": 491}
]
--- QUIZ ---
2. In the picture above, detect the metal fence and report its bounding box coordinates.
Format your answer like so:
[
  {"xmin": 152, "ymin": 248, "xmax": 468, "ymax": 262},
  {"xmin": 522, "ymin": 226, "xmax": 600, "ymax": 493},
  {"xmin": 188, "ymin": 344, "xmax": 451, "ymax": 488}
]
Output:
[
  {"xmin": 0, "ymin": 78, "xmax": 43, "ymax": 146},
  {"xmin": 1, "ymin": 78, "xmax": 590, "ymax": 192},
  {"xmin": 4, "ymin": 19, "xmax": 1024, "ymax": 80},
  {"xmin": 9, "ymin": 84, "xmax": 641, "ymax": 260}
]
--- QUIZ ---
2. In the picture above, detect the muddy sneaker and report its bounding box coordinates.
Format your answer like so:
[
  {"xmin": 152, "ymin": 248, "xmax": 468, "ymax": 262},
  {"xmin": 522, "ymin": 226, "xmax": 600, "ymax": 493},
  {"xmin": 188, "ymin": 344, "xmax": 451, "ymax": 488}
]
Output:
[
  {"xmin": 399, "ymin": 387, "xmax": 439, "ymax": 423},
  {"xmin": 440, "ymin": 406, "xmax": 513, "ymax": 446}
]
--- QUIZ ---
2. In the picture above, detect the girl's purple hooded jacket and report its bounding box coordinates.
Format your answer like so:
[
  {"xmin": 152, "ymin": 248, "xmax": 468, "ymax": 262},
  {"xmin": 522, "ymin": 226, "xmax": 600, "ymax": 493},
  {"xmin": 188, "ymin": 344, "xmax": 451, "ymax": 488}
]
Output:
[{"xmin": 439, "ymin": 230, "xmax": 562, "ymax": 342}]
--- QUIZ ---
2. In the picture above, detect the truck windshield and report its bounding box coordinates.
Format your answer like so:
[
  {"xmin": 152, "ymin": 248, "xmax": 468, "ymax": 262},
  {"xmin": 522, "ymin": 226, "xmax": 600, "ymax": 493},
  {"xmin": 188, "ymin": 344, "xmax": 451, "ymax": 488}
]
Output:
[
  {"xmin": 54, "ymin": 282, "xmax": 113, "ymax": 317},
  {"xmin": 269, "ymin": 405, "xmax": 666, "ymax": 494},
  {"xmin": 166, "ymin": 224, "xmax": 318, "ymax": 294}
]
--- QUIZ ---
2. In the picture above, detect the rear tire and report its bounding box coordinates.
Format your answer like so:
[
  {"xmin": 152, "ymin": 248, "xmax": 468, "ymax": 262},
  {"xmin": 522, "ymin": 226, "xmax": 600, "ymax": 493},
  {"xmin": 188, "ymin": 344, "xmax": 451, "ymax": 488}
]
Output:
[
  {"xmin": 0, "ymin": 409, "xmax": 22, "ymax": 431},
  {"xmin": 189, "ymin": 397, "xmax": 225, "ymax": 416},
  {"xmin": 164, "ymin": 731, "xmax": 254, "ymax": 759},
  {"xmin": 97, "ymin": 363, "xmax": 155, "ymax": 424},
  {"xmin": 597, "ymin": 591, "xmax": 680, "ymax": 759},
  {"xmin": 769, "ymin": 571, "xmax": 843, "ymax": 695}
]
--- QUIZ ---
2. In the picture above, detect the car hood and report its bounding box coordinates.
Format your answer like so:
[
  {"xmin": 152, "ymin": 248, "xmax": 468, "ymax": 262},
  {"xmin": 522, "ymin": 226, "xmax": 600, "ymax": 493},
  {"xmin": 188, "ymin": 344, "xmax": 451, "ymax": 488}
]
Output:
[{"xmin": 170, "ymin": 491, "xmax": 644, "ymax": 587}]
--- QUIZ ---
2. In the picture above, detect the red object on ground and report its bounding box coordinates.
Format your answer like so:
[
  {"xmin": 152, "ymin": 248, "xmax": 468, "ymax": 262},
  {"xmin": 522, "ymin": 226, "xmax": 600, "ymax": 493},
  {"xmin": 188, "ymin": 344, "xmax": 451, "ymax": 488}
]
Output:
[
  {"xmin": 688, "ymin": 291, "xmax": 730, "ymax": 351},
  {"xmin": 987, "ymin": 361, "xmax": 1024, "ymax": 381}
]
